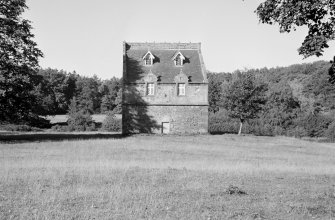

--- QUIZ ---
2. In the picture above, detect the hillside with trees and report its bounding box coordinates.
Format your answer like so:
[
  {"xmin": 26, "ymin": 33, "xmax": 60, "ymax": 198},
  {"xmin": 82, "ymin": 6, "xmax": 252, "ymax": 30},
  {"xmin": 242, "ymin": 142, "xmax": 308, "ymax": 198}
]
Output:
[{"xmin": 208, "ymin": 60, "xmax": 335, "ymax": 140}]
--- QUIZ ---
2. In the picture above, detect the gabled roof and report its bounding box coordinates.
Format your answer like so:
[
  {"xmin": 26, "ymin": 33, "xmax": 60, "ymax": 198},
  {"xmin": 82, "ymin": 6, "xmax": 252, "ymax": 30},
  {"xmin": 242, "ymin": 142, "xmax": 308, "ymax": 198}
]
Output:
[
  {"xmin": 123, "ymin": 42, "xmax": 207, "ymax": 84},
  {"xmin": 142, "ymin": 51, "xmax": 155, "ymax": 60},
  {"xmin": 171, "ymin": 51, "xmax": 185, "ymax": 61}
]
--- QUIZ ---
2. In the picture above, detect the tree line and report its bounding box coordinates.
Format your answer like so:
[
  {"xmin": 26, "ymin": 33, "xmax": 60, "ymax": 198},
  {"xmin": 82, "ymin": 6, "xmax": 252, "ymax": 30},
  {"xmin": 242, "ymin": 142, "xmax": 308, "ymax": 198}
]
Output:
[
  {"xmin": 34, "ymin": 68, "xmax": 122, "ymax": 116},
  {"xmin": 208, "ymin": 60, "xmax": 335, "ymax": 140}
]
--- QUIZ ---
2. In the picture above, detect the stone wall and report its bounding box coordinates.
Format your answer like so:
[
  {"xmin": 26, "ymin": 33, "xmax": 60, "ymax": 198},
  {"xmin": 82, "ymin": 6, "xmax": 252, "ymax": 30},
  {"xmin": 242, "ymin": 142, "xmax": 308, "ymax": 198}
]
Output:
[
  {"xmin": 122, "ymin": 105, "xmax": 208, "ymax": 134},
  {"xmin": 124, "ymin": 84, "xmax": 208, "ymax": 105}
]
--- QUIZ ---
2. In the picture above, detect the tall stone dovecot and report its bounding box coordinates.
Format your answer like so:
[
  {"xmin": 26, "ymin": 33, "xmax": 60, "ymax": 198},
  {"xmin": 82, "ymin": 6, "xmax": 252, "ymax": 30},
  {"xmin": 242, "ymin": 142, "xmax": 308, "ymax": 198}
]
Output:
[{"xmin": 122, "ymin": 42, "xmax": 208, "ymax": 134}]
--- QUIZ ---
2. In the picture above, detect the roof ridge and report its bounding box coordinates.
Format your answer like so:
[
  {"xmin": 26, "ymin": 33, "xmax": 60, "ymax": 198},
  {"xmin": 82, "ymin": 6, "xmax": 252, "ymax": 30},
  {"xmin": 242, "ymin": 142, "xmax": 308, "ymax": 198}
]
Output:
[{"xmin": 124, "ymin": 42, "xmax": 201, "ymax": 50}]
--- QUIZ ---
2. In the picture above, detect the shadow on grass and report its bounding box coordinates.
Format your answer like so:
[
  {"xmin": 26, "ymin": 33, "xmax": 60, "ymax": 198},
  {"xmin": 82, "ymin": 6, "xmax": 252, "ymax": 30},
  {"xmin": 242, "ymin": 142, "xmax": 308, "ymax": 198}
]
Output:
[{"xmin": 0, "ymin": 132, "xmax": 124, "ymax": 144}]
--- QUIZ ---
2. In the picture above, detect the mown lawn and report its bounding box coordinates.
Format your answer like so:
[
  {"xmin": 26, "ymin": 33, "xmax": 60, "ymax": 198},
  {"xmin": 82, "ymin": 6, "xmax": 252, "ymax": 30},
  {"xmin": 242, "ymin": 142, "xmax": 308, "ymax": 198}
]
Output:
[{"xmin": 0, "ymin": 135, "xmax": 335, "ymax": 219}]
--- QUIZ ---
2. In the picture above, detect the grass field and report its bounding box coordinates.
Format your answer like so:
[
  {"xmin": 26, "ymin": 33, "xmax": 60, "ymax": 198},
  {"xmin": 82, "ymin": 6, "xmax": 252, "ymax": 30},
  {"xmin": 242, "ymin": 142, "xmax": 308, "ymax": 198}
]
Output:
[{"xmin": 1, "ymin": 135, "xmax": 335, "ymax": 219}]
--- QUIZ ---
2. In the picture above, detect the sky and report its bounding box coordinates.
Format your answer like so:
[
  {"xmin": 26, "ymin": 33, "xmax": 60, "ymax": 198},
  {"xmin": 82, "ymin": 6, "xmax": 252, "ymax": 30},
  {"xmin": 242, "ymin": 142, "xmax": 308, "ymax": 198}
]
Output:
[{"xmin": 24, "ymin": 0, "xmax": 335, "ymax": 79}]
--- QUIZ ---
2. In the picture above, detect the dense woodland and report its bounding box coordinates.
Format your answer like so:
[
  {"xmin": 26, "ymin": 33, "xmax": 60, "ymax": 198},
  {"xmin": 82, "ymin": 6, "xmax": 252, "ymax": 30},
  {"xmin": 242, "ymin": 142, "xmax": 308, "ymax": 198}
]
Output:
[
  {"xmin": 33, "ymin": 68, "xmax": 122, "ymax": 116},
  {"xmin": 209, "ymin": 60, "xmax": 335, "ymax": 139}
]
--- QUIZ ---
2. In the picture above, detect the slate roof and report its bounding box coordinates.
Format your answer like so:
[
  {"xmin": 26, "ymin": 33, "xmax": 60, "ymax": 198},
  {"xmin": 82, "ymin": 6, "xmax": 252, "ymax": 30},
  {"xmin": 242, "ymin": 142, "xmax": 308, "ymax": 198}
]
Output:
[{"xmin": 124, "ymin": 42, "xmax": 207, "ymax": 84}]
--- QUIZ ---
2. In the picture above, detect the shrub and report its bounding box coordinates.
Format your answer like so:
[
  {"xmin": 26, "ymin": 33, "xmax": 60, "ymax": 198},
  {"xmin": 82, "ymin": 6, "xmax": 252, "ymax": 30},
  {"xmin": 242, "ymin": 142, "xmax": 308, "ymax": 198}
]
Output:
[
  {"xmin": 297, "ymin": 113, "xmax": 333, "ymax": 137},
  {"xmin": 51, "ymin": 124, "xmax": 70, "ymax": 132},
  {"xmin": 67, "ymin": 111, "xmax": 95, "ymax": 131},
  {"xmin": 26, "ymin": 114, "xmax": 51, "ymax": 128},
  {"xmin": 286, "ymin": 126, "xmax": 308, "ymax": 138},
  {"xmin": 101, "ymin": 112, "xmax": 121, "ymax": 132},
  {"xmin": 244, "ymin": 119, "xmax": 274, "ymax": 136},
  {"xmin": 209, "ymin": 111, "xmax": 240, "ymax": 134},
  {"xmin": 273, "ymin": 126, "xmax": 285, "ymax": 136},
  {"xmin": 325, "ymin": 122, "xmax": 335, "ymax": 142},
  {"xmin": 0, "ymin": 124, "xmax": 41, "ymax": 132}
]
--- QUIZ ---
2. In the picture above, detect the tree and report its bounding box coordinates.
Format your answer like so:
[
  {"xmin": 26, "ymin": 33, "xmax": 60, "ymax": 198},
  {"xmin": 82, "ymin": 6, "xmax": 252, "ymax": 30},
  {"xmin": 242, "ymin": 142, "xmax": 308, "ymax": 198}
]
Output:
[
  {"xmin": 75, "ymin": 75, "xmax": 101, "ymax": 114},
  {"xmin": 262, "ymin": 82, "xmax": 300, "ymax": 130},
  {"xmin": 38, "ymin": 68, "xmax": 77, "ymax": 114},
  {"xmin": 112, "ymin": 88, "xmax": 122, "ymax": 114},
  {"xmin": 256, "ymin": 0, "xmax": 335, "ymax": 58},
  {"xmin": 222, "ymin": 73, "xmax": 267, "ymax": 135},
  {"xmin": 67, "ymin": 97, "xmax": 94, "ymax": 131},
  {"xmin": 0, "ymin": 0, "xmax": 43, "ymax": 123},
  {"xmin": 330, "ymin": 56, "xmax": 335, "ymax": 84},
  {"xmin": 99, "ymin": 77, "xmax": 121, "ymax": 113}
]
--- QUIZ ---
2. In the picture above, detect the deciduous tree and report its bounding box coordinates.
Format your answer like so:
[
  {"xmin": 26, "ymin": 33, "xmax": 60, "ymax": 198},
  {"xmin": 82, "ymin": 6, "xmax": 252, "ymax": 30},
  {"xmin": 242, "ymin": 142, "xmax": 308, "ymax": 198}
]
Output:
[
  {"xmin": 222, "ymin": 73, "xmax": 267, "ymax": 135},
  {"xmin": 256, "ymin": 0, "xmax": 335, "ymax": 58},
  {"xmin": 0, "ymin": 0, "xmax": 43, "ymax": 123}
]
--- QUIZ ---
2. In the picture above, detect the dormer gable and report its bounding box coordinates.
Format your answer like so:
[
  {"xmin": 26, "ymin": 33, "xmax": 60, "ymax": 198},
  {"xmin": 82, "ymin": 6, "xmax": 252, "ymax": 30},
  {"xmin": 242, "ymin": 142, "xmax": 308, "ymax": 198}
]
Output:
[
  {"xmin": 172, "ymin": 51, "xmax": 185, "ymax": 66},
  {"xmin": 142, "ymin": 51, "xmax": 155, "ymax": 66},
  {"xmin": 174, "ymin": 69, "xmax": 188, "ymax": 83},
  {"xmin": 143, "ymin": 69, "xmax": 158, "ymax": 82}
]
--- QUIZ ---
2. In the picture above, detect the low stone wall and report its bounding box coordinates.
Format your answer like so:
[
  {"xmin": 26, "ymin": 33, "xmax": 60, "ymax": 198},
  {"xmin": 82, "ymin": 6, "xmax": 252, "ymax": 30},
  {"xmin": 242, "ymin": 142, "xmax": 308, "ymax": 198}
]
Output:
[{"xmin": 122, "ymin": 105, "xmax": 208, "ymax": 134}]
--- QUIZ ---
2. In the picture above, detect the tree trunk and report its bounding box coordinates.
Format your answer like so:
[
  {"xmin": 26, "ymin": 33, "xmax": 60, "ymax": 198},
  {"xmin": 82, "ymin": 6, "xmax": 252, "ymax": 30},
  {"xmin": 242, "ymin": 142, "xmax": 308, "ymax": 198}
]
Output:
[{"xmin": 238, "ymin": 121, "xmax": 243, "ymax": 135}]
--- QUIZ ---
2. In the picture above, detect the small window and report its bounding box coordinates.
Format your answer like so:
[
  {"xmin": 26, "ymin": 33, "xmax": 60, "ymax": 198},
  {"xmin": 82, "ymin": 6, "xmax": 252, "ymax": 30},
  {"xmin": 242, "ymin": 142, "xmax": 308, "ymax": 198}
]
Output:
[
  {"xmin": 147, "ymin": 83, "xmax": 155, "ymax": 95},
  {"xmin": 144, "ymin": 56, "xmax": 152, "ymax": 66},
  {"xmin": 175, "ymin": 54, "xmax": 182, "ymax": 66},
  {"xmin": 178, "ymin": 83, "xmax": 185, "ymax": 96}
]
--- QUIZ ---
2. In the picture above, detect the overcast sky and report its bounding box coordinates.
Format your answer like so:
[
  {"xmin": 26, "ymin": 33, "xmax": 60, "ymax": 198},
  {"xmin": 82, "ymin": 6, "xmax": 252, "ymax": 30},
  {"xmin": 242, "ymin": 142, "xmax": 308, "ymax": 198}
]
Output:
[{"xmin": 24, "ymin": 0, "xmax": 335, "ymax": 79}]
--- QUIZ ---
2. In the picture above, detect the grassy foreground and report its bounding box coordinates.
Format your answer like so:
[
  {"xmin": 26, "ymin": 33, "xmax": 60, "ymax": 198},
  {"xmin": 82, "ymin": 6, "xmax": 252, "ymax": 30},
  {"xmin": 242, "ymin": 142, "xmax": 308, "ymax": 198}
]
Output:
[{"xmin": 1, "ymin": 135, "xmax": 335, "ymax": 219}]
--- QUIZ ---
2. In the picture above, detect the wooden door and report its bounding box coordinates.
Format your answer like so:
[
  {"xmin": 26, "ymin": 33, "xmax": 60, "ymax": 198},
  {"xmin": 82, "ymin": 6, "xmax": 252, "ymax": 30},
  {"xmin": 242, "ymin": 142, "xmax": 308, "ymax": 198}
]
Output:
[{"xmin": 162, "ymin": 122, "xmax": 170, "ymax": 134}]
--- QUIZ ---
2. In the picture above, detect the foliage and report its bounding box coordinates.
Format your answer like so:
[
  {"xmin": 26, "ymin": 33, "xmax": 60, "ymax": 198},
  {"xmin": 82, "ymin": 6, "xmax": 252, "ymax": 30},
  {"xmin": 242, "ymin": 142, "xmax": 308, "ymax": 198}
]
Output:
[
  {"xmin": 208, "ymin": 61, "xmax": 334, "ymax": 138},
  {"xmin": 0, "ymin": 124, "xmax": 41, "ymax": 132},
  {"xmin": 325, "ymin": 122, "xmax": 335, "ymax": 141},
  {"xmin": 256, "ymin": 0, "xmax": 335, "ymax": 57},
  {"xmin": 244, "ymin": 119, "xmax": 274, "ymax": 136},
  {"xmin": 112, "ymin": 88, "xmax": 122, "ymax": 114},
  {"xmin": 37, "ymin": 68, "xmax": 77, "ymax": 114},
  {"xmin": 262, "ymin": 82, "xmax": 300, "ymax": 130},
  {"xmin": 101, "ymin": 112, "xmax": 121, "ymax": 132},
  {"xmin": 296, "ymin": 112, "xmax": 333, "ymax": 137},
  {"xmin": 75, "ymin": 75, "xmax": 101, "ymax": 114},
  {"xmin": 208, "ymin": 111, "xmax": 239, "ymax": 134},
  {"xmin": 67, "ymin": 98, "xmax": 95, "ymax": 131},
  {"xmin": 100, "ymin": 77, "xmax": 121, "ymax": 113},
  {"xmin": 51, "ymin": 124, "xmax": 70, "ymax": 132},
  {"xmin": 208, "ymin": 72, "xmax": 231, "ymax": 113},
  {"xmin": 286, "ymin": 126, "xmax": 308, "ymax": 138},
  {"xmin": 35, "ymin": 68, "xmax": 122, "ymax": 115},
  {"xmin": 329, "ymin": 57, "xmax": 335, "ymax": 84},
  {"xmin": 0, "ymin": 0, "xmax": 43, "ymax": 123},
  {"xmin": 221, "ymin": 73, "xmax": 267, "ymax": 134}
]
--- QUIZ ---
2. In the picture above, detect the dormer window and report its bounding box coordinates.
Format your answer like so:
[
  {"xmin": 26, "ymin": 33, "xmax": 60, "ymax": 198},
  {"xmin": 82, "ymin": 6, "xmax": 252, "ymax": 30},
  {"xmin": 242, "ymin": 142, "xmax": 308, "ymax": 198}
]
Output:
[
  {"xmin": 143, "ymin": 51, "xmax": 155, "ymax": 66},
  {"xmin": 175, "ymin": 54, "xmax": 182, "ymax": 66},
  {"xmin": 172, "ymin": 51, "xmax": 185, "ymax": 66}
]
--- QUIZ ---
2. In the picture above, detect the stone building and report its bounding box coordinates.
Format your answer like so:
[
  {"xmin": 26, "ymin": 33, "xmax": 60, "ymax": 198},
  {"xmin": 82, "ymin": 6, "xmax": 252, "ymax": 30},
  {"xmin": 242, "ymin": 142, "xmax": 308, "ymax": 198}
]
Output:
[{"xmin": 122, "ymin": 42, "xmax": 208, "ymax": 134}]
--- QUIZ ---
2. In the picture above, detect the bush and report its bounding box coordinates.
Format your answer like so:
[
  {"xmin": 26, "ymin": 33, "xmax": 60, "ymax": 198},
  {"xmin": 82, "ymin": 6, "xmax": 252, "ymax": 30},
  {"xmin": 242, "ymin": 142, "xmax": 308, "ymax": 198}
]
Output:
[
  {"xmin": 51, "ymin": 124, "xmax": 70, "ymax": 132},
  {"xmin": 26, "ymin": 114, "xmax": 51, "ymax": 128},
  {"xmin": 297, "ymin": 113, "xmax": 333, "ymax": 137},
  {"xmin": 244, "ymin": 119, "xmax": 274, "ymax": 136},
  {"xmin": 67, "ymin": 111, "xmax": 95, "ymax": 131},
  {"xmin": 326, "ymin": 122, "xmax": 335, "ymax": 142},
  {"xmin": 209, "ymin": 112, "xmax": 240, "ymax": 134},
  {"xmin": 286, "ymin": 126, "xmax": 308, "ymax": 138},
  {"xmin": 0, "ymin": 124, "xmax": 41, "ymax": 132},
  {"xmin": 101, "ymin": 112, "xmax": 121, "ymax": 132}
]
